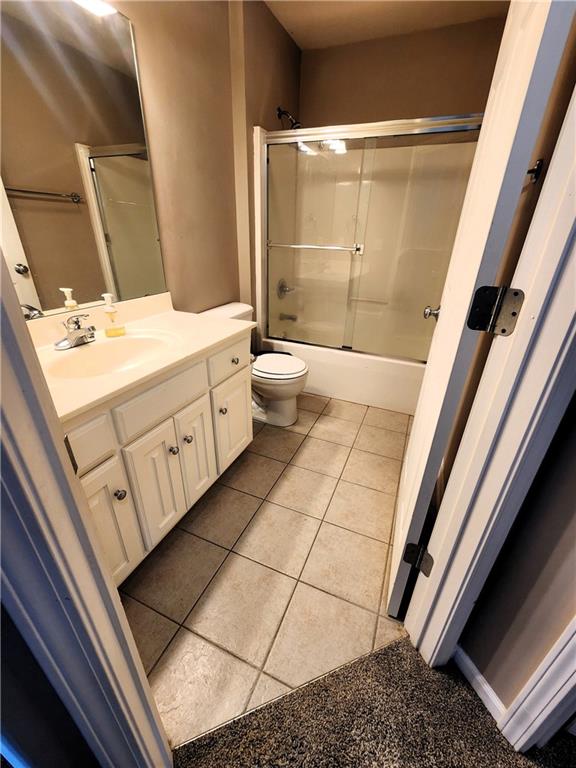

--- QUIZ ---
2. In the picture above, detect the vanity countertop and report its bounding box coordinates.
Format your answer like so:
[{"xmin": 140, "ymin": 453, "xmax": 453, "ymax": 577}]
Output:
[{"xmin": 35, "ymin": 310, "xmax": 255, "ymax": 422}]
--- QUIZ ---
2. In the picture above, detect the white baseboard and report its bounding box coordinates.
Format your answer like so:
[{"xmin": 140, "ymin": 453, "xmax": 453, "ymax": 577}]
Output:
[{"xmin": 454, "ymin": 645, "xmax": 505, "ymax": 722}]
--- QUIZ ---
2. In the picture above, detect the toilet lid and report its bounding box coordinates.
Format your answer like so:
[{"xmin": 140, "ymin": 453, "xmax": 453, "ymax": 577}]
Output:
[{"xmin": 252, "ymin": 353, "xmax": 307, "ymax": 379}]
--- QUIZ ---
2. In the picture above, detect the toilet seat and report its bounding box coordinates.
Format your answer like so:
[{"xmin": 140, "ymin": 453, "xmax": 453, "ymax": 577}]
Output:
[{"xmin": 252, "ymin": 353, "xmax": 308, "ymax": 380}]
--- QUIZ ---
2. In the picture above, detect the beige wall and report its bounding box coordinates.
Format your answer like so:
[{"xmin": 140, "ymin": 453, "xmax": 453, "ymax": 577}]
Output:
[
  {"xmin": 299, "ymin": 18, "xmax": 505, "ymax": 127},
  {"xmin": 1, "ymin": 12, "xmax": 143, "ymax": 308},
  {"xmin": 461, "ymin": 402, "xmax": 576, "ymax": 707},
  {"xmin": 115, "ymin": 1, "xmax": 240, "ymax": 313},
  {"xmin": 244, "ymin": 1, "xmax": 301, "ymax": 134},
  {"xmin": 242, "ymin": 0, "xmax": 301, "ymax": 308}
]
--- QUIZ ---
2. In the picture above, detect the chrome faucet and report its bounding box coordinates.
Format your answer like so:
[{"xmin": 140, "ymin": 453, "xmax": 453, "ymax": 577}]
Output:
[
  {"xmin": 54, "ymin": 314, "xmax": 96, "ymax": 351},
  {"xmin": 21, "ymin": 303, "xmax": 44, "ymax": 320}
]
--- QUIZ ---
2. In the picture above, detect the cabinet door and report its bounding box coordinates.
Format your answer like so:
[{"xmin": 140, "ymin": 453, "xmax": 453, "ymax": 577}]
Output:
[
  {"xmin": 81, "ymin": 456, "xmax": 144, "ymax": 585},
  {"xmin": 123, "ymin": 419, "xmax": 187, "ymax": 548},
  {"xmin": 174, "ymin": 394, "xmax": 217, "ymax": 508},
  {"xmin": 211, "ymin": 366, "xmax": 253, "ymax": 473}
]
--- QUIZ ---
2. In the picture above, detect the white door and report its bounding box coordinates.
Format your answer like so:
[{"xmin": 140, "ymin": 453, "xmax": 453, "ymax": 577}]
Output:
[
  {"xmin": 81, "ymin": 456, "xmax": 145, "ymax": 585},
  {"xmin": 174, "ymin": 394, "xmax": 217, "ymax": 508},
  {"xmin": 1, "ymin": 177, "xmax": 42, "ymax": 309},
  {"xmin": 211, "ymin": 367, "xmax": 253, "ymax": 473},
  {"xmin": 123, "ymin": 419, "xmax": 186, "ymax": 548},
  {"xmin": 388, "ymin": 0, "xmax": 575, "ymax": 616}
]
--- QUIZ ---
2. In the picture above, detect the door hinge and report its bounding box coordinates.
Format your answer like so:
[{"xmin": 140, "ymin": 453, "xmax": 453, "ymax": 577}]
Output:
[
  {"xmin": 526, "ymin": 158, "xmax": 544, "ymax": 184},
  {"xmin": 467, "ymin": 285, "xmax": 524, "ymax": 337},
  {"xmin": 403, "ymin": 542, "xmax": 434, "ymax": 577}
]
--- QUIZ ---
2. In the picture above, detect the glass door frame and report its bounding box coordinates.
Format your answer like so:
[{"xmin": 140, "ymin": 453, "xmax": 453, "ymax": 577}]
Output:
[{"xmin": 254, "ymin": 114, "xmax": 483, "ymax": 349}]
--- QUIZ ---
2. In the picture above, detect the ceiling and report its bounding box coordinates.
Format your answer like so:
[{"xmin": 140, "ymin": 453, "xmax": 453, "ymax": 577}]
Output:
[{"xmin": 265, "ymin": 1, "xmax": 509, "ymax": 50}]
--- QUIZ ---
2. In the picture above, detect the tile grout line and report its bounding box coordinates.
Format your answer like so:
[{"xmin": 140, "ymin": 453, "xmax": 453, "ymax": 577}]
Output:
[
  {"xmin": 238, "ymin": 436, "xmax": 346, "ymax": 709},
  {"xmin": 144, "ymin": 489, "xmax": 271, "ymax": 679},
  {"xmin": 303, "ymin": 392, "xmax": 412, "ymax": 422},
  {"xmin": 231, "ymin": 454, "xmax": 303, "ymax": 712},
  {"xmin": 125, "ymin": 513, "xmax": 395, "ymax": 635},
  {"xmin": 139, "ymin": 399, "xmax": 410, "ymax": 734},
  {"xmin": 248, "ymin": 426, "xmax": 360, "ymax": 701},
  {"xmin": 135, "ymin": 417, "xmax": 403, "ymax": 620},
  {"xmin": 369, "ymin": 411, "xmax": 407, "ymax": 649},
  {"xmin": 218, "ymin": 467, "xmax": 401, "ymax": 505}
]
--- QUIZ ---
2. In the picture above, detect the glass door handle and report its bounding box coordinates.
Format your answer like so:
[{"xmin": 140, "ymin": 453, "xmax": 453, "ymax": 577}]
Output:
[
  {"xmin": 423, "ymin": 305, "xmax": 440, "ymax": 321},
  {"xmin": 268, "ymin": 242, "xmax": 364, "ymax": 255}
]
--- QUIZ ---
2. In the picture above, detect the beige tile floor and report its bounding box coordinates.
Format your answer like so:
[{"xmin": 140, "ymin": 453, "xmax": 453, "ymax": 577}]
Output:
[{"xmin": 120, "ymin": 394, "xmax": 411, "ymax": 747}]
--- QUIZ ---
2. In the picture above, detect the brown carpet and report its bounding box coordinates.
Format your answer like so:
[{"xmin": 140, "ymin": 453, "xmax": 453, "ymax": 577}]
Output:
[{"xmin": 173, "ymin": 638, "xmax": 575, "ymax": 768}]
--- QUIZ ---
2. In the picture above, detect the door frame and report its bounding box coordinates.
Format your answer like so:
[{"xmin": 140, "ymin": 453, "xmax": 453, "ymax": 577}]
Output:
[
  {"xmin": 405, "ymin": 85, "xmax": 575, "ymax": 667},
  {"xmin": 455, "ymin": 616, "xmax": 576, "ymax": 752},
  {"xmin": 75, "ymin": 142, "xmax": 153, "ymax": 301},
  {"xmin": 0, "ymin": 256, "xmax": 172, "ymax": 767},
  {"xmin": 499, "ymin": 617, "xmax": 576, "ymax": 751},
  {"xmin": 1, "ymin": 176, "xmax": 42, "ymax": 309},
  {"xmin": 75, "ymin": 143, "xmax": 118, "ymax": 297},
  {"xmin": 388, "ymin": 0, "xmax": 575, "ymax": 619}
]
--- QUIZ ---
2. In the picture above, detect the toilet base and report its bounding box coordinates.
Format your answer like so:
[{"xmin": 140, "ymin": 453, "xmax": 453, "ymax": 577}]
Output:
[{"xmin": 252, "ymin": 395, "xmax": 298, "ymax": 427}]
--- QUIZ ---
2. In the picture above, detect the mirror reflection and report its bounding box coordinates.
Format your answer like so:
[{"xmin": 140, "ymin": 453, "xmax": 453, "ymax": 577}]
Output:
[{"xmin": 1, "ymin": 0, "xmax": 165, "ymax": 314}]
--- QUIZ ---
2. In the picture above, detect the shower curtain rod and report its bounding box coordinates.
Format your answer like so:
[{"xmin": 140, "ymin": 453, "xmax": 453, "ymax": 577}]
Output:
[{"xmin": 6, "ymin": 187, "xmax": 83, "ymax": 204}]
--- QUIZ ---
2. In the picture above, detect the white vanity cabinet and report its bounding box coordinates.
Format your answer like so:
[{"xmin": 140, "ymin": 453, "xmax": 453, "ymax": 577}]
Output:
[
  {"xmin": 81, "ymin": 456, "xmax": 145, "ymax": 584},
  {"xmin": 123, "ymin": 392, "xmax": 219, "ymax": 548},
  {"xmin": 122, "ymin": 419, "xmax": 188, "ymax": 549},
  {"xmin": 211, "ymin": 367, "xmax": 252, "ymax": 473},
  {"xmin": 174, "ymin": 394, "xmax": 217, "ymax": 507},
  {"xmin": 62, "ymin": 329, "xmax": 254, "ymax": 584}
]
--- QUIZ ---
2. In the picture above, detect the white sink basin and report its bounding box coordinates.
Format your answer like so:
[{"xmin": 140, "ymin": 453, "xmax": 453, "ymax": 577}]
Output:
[
  {"xmin": 33, "ymin": 307, "xmax": 256, "ymax": 421},
  {"xmin": 47, "ymin": 333, "xmax": 177, "ymax": 379}
]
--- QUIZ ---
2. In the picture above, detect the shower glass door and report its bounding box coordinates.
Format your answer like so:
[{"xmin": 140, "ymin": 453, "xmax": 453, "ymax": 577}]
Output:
[
  {"xmin": 90, "ymin": 148, "xmax": 164, "ymax": 301},
  {"xmin": 267, "ymin": 140, "xmax": 365, "ymax": 348},
  {"xmin": 267, "ymin": 129, "xmax": 478, "ymax": 362}
]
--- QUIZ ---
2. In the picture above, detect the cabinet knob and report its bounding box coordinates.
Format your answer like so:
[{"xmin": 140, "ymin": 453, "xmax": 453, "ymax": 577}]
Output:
[
  {"xmin": 168, "ymin": 445, "xmax": 180, "ymax": 455},
  {"xmin": 231, "ymin": 356, "xmax": 240, "ymax": 365},
  {"xmin": 183, "ymin": 434, "xmax": 194, "ymax": 444},
  {"xmin": 219, "ymin": 407, "xmax": 228, "ymax": 415},
  {"xmin": 114, "ymin": 489, "xmax": 127, "ymax": 501}
]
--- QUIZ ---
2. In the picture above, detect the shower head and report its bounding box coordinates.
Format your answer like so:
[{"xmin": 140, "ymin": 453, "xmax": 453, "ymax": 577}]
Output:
[{"xmin": 277, "ymin": 106, "xmax": 301, "ymax": 130}]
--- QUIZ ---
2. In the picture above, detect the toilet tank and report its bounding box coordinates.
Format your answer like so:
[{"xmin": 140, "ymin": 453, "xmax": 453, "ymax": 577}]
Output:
[{"xmin": 199, "ymin": 302, "xmax": 253, "ymax": 321}]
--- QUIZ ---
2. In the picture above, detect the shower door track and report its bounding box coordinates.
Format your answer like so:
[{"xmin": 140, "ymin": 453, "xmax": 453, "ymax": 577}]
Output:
[{"xmin": 264, "ymin": 113, "xmax": 483, "ymax": 146}]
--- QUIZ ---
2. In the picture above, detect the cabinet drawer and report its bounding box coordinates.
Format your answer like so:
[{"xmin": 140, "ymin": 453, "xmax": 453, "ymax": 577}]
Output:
[
  {"xmin": 113, "ymin": 363, "xmax": 208, "ymax": 444},
  {"xmin": 66, "ymin": 414, "xmax": 116, "ymax": 476},
  {"xmin": 208, "ymin": 338, "xmax": 250, "ymax": 386}
]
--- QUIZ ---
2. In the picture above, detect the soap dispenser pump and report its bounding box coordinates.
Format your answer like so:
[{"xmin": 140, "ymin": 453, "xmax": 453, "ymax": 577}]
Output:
[
  {"xmin": 60, "ymin": 287, "xmax": 78, "ymax": 311},
  {"xmin": 102, "ymin": 293, "xmax": 126, "ymax": 337}
]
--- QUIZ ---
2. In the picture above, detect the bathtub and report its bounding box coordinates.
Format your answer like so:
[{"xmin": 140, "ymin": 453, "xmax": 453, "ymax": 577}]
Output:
[{"xmin": 260, "ymin": 338, "xmax": 424, "ymax": 415}]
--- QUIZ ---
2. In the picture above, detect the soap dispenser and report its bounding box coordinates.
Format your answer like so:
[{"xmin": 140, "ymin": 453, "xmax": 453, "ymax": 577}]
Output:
[
  {"xmin": 60, "ymin": 287, "xmax": 78, "ymax": 311},
  {"xmin": 102, "ymin": 293, "xmax": 126, "ymax": 337}
]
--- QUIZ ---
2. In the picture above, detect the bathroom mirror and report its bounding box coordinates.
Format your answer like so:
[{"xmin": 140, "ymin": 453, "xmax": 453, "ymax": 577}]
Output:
[{"xmin": 1, "ymin": 1, "xmax": 166, "ymax": 314}]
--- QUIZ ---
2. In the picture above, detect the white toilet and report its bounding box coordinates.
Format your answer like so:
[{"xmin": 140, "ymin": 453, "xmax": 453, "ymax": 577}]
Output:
[
  {"xmin": 200, "ymin": 302, "xmax": 308, "ymax": 427},
  {"xmin": 251, "ymin": 353, "xmax": 308, "ymax": 426}
]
